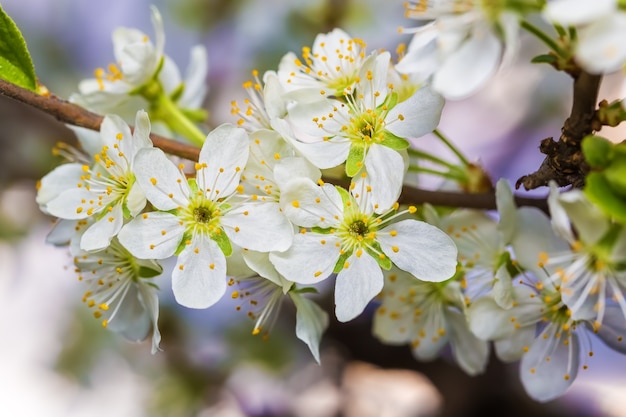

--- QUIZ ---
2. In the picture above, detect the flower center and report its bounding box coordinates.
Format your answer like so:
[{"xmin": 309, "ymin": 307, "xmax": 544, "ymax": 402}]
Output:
[
  {"xmin": 193, "ymin": 206, "xmax": 213, "ymax": 223},
  {"xmin": 347, "ymin": 110, "xmax": 385, "ymax": 145},
  {"xmin": 349, "ymin": 219, "xmax": 370, "ymax": 237}
]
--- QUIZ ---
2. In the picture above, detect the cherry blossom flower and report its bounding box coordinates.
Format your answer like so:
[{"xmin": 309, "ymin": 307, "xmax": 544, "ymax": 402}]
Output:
[
  {"xmin": 118, "ymin": 124, "xmax": 293, "ymax": 309},
  {"xmin": 270, "ymin": 177, "xmax": 457, "ymax": 322}
]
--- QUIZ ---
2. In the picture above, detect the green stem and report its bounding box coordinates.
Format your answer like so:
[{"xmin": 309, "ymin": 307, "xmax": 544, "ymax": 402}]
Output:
[
  {"xmin": 433, "ymin": 129, "xmax": 470, "ymax": 165},
  {"xmin": 153, "ymin": 94, "xmax": 206, "ymax": 146},
  {"xmin": 407, "ymin": 147, "xmax": 459, "ymax": 169},
  {"xmin": 520, "ymin": 20, "xmax": 568, "ymax": 57},
  {"xmin": 407, "ymin": 165, "xmax": 468, "ymax": 182}
]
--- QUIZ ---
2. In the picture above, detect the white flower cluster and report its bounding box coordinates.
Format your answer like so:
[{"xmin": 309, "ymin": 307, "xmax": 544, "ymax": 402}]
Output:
[{"xmin": 34, "ymin": 1, "xmax": 626, "ymax": 403}]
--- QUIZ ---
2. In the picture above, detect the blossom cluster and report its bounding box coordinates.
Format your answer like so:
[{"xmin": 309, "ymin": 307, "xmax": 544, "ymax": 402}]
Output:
[{"xmin": 33, "ymin": 0, "xmax": 626, "ymax": 403}]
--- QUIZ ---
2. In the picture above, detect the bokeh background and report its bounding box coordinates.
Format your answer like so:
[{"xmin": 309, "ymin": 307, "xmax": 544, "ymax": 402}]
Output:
[{"xmin": 1, "ymin": 0, "xmax": 626, "ymax": 416}]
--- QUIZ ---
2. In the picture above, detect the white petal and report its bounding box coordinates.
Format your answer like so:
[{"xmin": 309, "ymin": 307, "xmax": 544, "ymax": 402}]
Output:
[
  {"xmin": 137, "ymin": 282, "xmax": 162, "ymax": 354},
  {"xmin": 372, "ymin": 298, "xmax": 414, "ymax": 344},
  {"xmin": 433, "ymin": 25, "xmax": 501, "ymax": 99},
  {"xmin": 198, "ymin": 124, "xmax": 249, "ymax": 197},
  {"xmin": 492, "ymin": 264, "xmax": 514, "ymax": 309},
  {"xmin": 558, "ymin": 188, "xmax": 610, "ymax": 245},
  {"xmin": 46, "ymin": 188, "xmax": 99, "ymax": 220},
  {"xmin": 286, "ymin": 98, "xmax": 345, "ymax": 138},
  {"xmin": 172, "ymin": 235, "xmax": 227, "ymax": 309},
  {"xmin": 291, "ymin": 293, "xmax": 329, "ymax": 363},
  {"xmin": 118, "ymin": 211, "xmax": 184, "ymax": 259},
  {"xmin": 272, "ymin": 118, "xmax": 351, "ymax": 169},
  {"xmin": 520, "ymin": 326, "xmax": 579, "ymax": 402},
  {"xmin": 80, "ymin": 203, "xmax": 124, "ymax": 251},
  {"xmin": 273, "ymin": 157, "xmax": 321, "ymax": 191},
  {"xmin": 358, "ymin": 145, "xmax": 405, "ymax": 213},
  {"xmin": 279, "ymin": 178, "xmax": 343, "ymax": 228},
  {"xmin": 100, "ymin": 114, "xmax": 134, "ymax": 170},
  {"xmin": 133, "ymin": 147, "xmax": 189, "ymax": 211},
  {"xmin": 334, "ymin": 253, "xmax": 383, "ymax": 322},
  {"xmin": 222, "ymin": 202, "xmax": 293, "ymax": 252},
  {"xmin": 131, "ymin": 110, "xmax": 153, "ymax": 154},
  {"xmin": 494, "ymin": 325, "xmax": 537, "ymax": 362},
  {"xmin": 511, "ymin": 207, "xmax": 570, "ymax": 277},
  {"xmin": 126, "ymin": 181, "xmax": 147, "ymax": 217},
  {"xmin": 179, "ymin": 45, "xmax": 209, "ymax": 109},
  {"xmin": 379, "ymin": 220, "xmax": 457, "ymax": 282},
  {"xmin": 467, "ymin": 295, "xmax": 516, "ymax": 340},
  {"xmin": 241, "ymin": 250, "xmax": 284, "ymax": 288},
  {"xmin": 595, "ymin": 305, "xmax": 626, "ymax": 353},
  {"xmin": 386, "ymin": 86, "xmax": 444, "ymax": 139},
  {"xmin": 269, "ymin": 232, "xmax": 341, "ymax": 284},
  {"xmin": 495, "ymin": 178, "xmax": 517, "ymax": 243},
  {"xmin": 447, "ymin": 309, "xmax": 489, "ymax": 376},
  {"xmin": 36, "ymin": 163, "xmax": 84, "ymax": 208},
  {"xmin": 543, "ymin": 0, "xmax": 615, "ymax": 26},
  {"xmin": 577, "ymin": 15, "xmax": 626, "ymax": 74},
  {"xmin": 45, "ymin": 219, "xmax": 79, "ymax": 246}
]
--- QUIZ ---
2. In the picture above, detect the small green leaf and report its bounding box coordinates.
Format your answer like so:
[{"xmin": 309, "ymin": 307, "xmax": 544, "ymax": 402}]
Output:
[
  {"xmin": 345, "ymin": 144, "xmax": 366, "ymax": 177},
  {"xmin": 174, "ymin": 232, "xmax": 192, "ymax": 255},
  {"xmin": 584, "ymin": 173, "xmax": 626, "ymax": 224},
  {"xmin": 582, "ymin": 135, "xmax": 614, "ymax": 168},
  {"xmin": 0, "ymin": 5, "xmax": 37, "ymax": 91},
  {"xmin": 366, "ymin": 243, "xmax": 392, "ymax": 270},
  {"xmin": 530, "ymin": 54, "xmax": 557, "ymax": 65},
  {"xmin": 293, "ymin": 286, "xmax": 319, "ymax": 294},
  {"xmin": 333, "ymin": 250, "xmax": 351, "ymax": 273},
  {"xmin": 138, "ymin": 266, "xmax": 163, "ymax": 278},
  {"xmin": 603, "ymin": 156, "xmax": 626, "ymax": 198},
  {"xmin": 381, "ymin": 130, "xmax": 410, "ymax": 150},
  {"xmin": 213, "ymin": 227, "xmax": 232, "ymax": 256}
]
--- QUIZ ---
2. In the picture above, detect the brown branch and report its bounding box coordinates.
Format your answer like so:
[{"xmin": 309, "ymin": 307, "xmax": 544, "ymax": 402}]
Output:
[
  {"xmin": 0, "ymin": 77, "xmax": 548, "ymax": 212},
  {"xmin": 0, "ymin": 78, "xmax": 200, "ymax": 161},
  {"xmin": 516, "ymin": 70, "xmax": 602, "ymax": 190}
]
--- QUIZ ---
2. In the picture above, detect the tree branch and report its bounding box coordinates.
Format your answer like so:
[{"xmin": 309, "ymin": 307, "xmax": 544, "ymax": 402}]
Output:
[
  {"xmin": 0, "ymin": 78, "xmax": 548, "ymax": 212},
  {"xmin": 0, "ymin": 78, "xmax": 201, "ymax": 161},
  {"xmin": 516, "ymin": 70, "xmax": 602, "ymax": 190}
]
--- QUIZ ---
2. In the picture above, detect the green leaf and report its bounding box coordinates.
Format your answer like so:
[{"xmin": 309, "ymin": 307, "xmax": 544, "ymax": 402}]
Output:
[
  {"xmin": 381, "ymin": 130, "xmax": 410, "ymax": 150},
  {"xmin": 0, "ymin": 5, "xmax": 37, "ymax": 91},
  {"xmin": 345, "ymin": 144, "xmax": 366, "ymax": 177},
  {"xmin": 584, "ymin": 173, "xmax": 626, "ymax": 224},
  {"xmin": 530, "ymin": 54, "xmax": 557, "ymax": 65},
  {"xmin": 212, "ymin": 227, "xmax": 233, "ymax": 256},
  {"xmin": 582, "ymin": 135, "xmax": 613, "ymax": 168},
  {"xmin": 138, "ymin": 266, "xmax": 163, "ymax": 278},
  {"xmin": 333, "ymin": 250, "xmax": 351, "ymax": 273},
  {"xmin": 366, "ymin": 242, "xmax": 392, "ymax": 270},
  {"xmin": 174, "ymin": 232, "xmax": 192, "ymax": 255},
  {"xmin": 603, "ymin": 156, "xmax": 626, "ymax": 198},
  {"xmin": 293, "ymin": 286, "xmax": 319, "ymax": 294}
]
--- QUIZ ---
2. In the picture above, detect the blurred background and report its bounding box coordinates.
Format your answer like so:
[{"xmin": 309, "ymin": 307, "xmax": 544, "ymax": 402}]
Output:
[{"xmin": 1, "ymin": 0, "xmax": 626, "ymax": 416}]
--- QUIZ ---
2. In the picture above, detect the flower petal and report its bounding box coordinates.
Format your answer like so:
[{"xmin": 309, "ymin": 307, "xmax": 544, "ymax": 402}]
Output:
[
  {"xmin": 334, "ymin": 253, "xmax": 383, "ymax": 322},
  {"xmin": 80, "ymin": 203, "xmax": 124, "ymax": 251},
  {"xmin": 118, "ymin": 211, "xmax": 184, "ymax": 259},
  {"xmin": 447, "ymin": 309, "xmax": 489, "ymax": 376},
  {"xmin": 291, "ymin": 292, "xmax": 329, "ymax": 363},
  {"xmin": 386, "ymin": 86, "xmax": 444, "ymax": 139},
  {"xmin": 223, "ymin": 201, "xmax": 293, "ymax": 252},
  {"xmin": 198, "ymin": 124, "xmax": 249, "ymax": 197},
  {"xmin": 269, "ymin": 232, "xmax": 341, "ymax": 284},
  {"xmin": 134, "ymin": 147, "xmax": 189, "ymax": 211},
  {"xmin": 379, "ymin": 220, "xmax": 457, "ymax": 282},
  {"xmin": 519, "ymin": 326, "xmax": 579, "ymax": 402},
  {"xmin": 172, "ymin": 235, "xmax": 227, "ymax": 309},
  {"xmin": 279, "ymin": 178, "xmax": 343, "ymax": 228}
]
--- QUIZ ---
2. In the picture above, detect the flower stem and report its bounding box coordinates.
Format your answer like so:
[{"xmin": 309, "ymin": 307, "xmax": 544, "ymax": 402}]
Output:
[
  {"xmin": 407, "ymin": 147, "xmax": 459, "ymax": 169},
  {"xmin": 153, "ymin": 94, "xmax": 207, "ymax": 146},
  {"xmin": 433, "ymin": 129, "xmax": 469, "ymax": 165},
  {"xmin": 520, "ymin": 20, "xmax": 568, "ymax": 57},
  {"xmin": 407, "ymin": 164, "xmax": 467, "ymax": 182}
]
